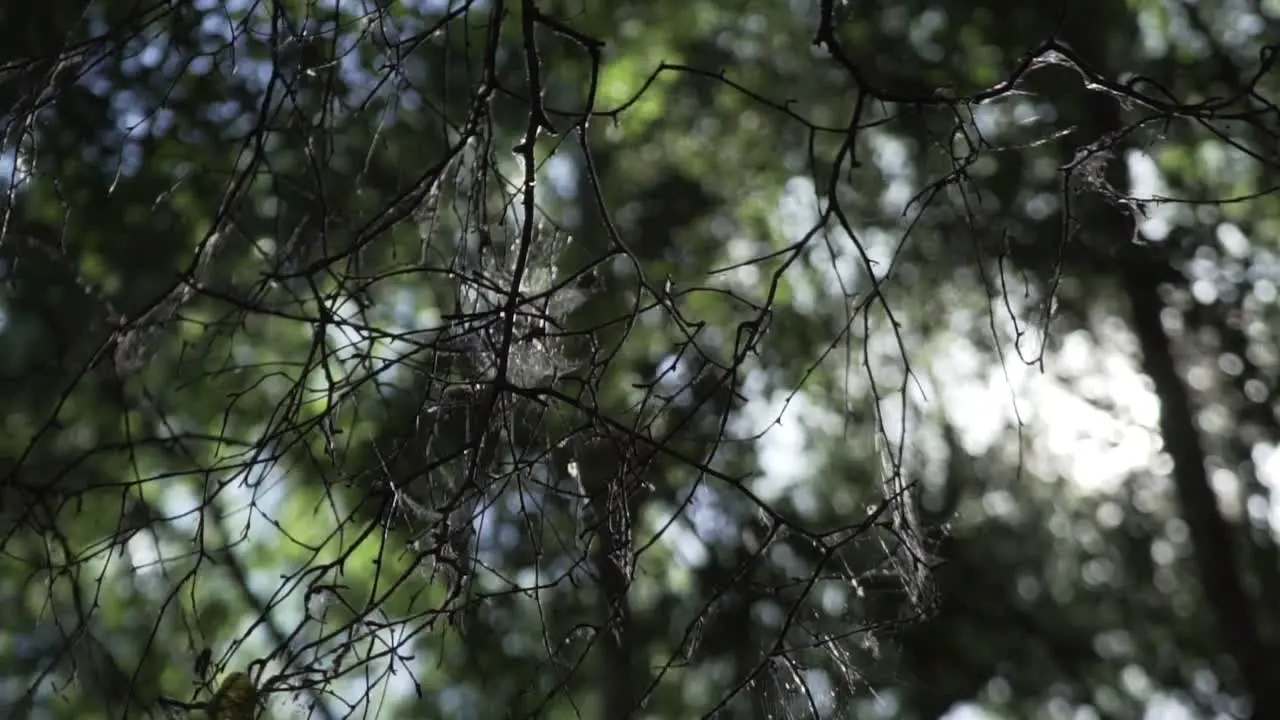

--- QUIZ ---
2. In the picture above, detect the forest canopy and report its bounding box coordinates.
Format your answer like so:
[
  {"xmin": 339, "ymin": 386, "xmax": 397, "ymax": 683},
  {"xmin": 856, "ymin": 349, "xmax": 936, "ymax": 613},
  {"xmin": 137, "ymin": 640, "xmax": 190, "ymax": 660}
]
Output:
[{"xmin": 2, "ymin": 0, "xmax": 1279, "ymax": 718}]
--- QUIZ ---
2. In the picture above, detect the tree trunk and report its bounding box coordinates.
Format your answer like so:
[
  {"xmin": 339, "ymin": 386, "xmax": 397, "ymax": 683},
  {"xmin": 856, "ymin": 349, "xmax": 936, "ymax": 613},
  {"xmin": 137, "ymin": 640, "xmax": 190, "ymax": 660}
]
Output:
[
  {"xmin": 575, "ymin": 435, "xmax": 640, "ymax": 718},
  {"xmin": 1060, "ymin": 7, "xmax": 1280, "ymax": 716},
  {"xmin": 1122, "ymin": 259, "xmax": 1280, "ymax": 718}
]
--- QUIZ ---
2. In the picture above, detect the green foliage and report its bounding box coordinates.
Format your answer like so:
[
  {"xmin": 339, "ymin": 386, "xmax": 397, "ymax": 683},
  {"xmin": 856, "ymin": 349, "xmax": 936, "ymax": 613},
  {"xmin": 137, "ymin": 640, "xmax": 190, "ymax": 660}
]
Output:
[{"xmin": 3, "ymin": 0, "xmax": 1280, "ymax": 718}]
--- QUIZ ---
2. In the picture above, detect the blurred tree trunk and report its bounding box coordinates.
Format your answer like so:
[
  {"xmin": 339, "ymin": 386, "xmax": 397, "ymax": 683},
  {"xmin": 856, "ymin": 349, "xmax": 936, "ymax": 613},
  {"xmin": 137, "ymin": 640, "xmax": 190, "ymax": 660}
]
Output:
[
  {"xmin": 571, "ymin": 144, "xmax": 643, "ymax": 719},
  {"xmin": 1061, "ymin": 7, "xmax": 1280, "ymax": 717},
  {"xmin": 1121, "ymin": 254, "xmax": 1280, "ymax": 718},
  {"xmin": 575, "ymin": 433, "xmax": 641, "ymax": 718}
]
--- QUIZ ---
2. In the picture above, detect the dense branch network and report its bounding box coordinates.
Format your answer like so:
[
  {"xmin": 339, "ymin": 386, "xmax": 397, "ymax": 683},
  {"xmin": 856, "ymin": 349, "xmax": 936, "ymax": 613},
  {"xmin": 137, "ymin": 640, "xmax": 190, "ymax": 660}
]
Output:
[{"xmin": 0, "ymin": 0, "xmax": 1275, "ymax": 718}]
